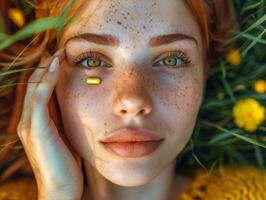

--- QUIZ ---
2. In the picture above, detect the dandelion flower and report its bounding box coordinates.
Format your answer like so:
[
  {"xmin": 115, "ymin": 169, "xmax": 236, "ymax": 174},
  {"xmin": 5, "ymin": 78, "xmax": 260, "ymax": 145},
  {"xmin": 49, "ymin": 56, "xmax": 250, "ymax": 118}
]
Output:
[
  {"xmin": 232, "ymin": 98, "xmax": 265, "ymax": 132},
  {"xmin": 226, "ymin": 49, "xmax": 241, "ymax": 65},
  {"xmin": 8, "ymin": 8, "xmax": 25, "ymax": 27},
  {"xmin": 254, "ymin": 80, "xmax": 266, "ymax": 93}
]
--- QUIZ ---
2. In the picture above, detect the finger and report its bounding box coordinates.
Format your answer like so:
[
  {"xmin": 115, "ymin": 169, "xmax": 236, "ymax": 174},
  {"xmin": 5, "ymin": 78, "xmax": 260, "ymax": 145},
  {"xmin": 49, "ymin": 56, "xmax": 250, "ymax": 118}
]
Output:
[
  {"xmin": 25, "ymin": 49, "xmax": 63, "ymax": 105},
  {"xmin": 18, "ymin": 49, "xmax": 63, "ymax": 137},
  {"xmin": 30, "ymin": 57, "xmax": 60, "ymax": 137},
  {"xmin": 24, "ymin": 48, "xmax": 64, "ymax": 108},
  {"xmin": 18, "ymin": 54, "xmax": 52, "ymax": 137},
  {"xmin": 52, "ymin": 48, "xmax": 65, "ymax": 74}
]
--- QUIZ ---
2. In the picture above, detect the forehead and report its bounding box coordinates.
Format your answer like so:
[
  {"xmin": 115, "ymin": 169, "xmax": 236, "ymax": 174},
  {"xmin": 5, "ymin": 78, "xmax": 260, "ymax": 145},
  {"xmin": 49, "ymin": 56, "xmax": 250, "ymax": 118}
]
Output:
[{"xmin": 60, "ymin": 0, "xmax": 202, "ymax": 47}]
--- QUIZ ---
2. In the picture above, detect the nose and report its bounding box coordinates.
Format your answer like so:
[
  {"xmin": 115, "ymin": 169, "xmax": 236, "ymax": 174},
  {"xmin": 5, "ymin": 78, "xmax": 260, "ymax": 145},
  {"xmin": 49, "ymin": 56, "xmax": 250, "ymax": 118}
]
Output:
[{"xmin": 113, "ymin": 87, "xmax": 152, "ymax": 118}]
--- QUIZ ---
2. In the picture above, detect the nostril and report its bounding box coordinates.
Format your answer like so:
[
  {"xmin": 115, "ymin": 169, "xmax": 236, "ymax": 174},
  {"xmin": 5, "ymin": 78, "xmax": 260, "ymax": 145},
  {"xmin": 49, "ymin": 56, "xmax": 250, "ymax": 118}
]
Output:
[
  {"xmin": 139, "ymin": 109, "xmax": 145, "ymax": 115},
  {"xmin": 120, "ymin": 110, "xmax": 127, "ymax": 114}
]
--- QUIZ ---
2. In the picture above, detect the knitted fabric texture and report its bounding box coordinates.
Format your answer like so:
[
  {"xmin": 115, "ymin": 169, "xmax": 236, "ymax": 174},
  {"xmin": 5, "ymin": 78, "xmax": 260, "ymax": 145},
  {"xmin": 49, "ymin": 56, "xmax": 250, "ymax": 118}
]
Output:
[{"xmin": 179, "ymin": 165, "xmax": 266, "ymax": 200}]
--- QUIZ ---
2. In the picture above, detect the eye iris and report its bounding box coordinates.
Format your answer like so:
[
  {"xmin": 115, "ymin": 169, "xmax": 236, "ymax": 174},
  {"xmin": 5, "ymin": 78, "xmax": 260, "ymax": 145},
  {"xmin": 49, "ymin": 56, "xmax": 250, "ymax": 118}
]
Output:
[
  {"xmin": 88, "ymin": 59, "xmax": 100, "ymax": 67},
  {"xmin": 163, "ymin": 57, "xmax": 181, "ymax": 66}
]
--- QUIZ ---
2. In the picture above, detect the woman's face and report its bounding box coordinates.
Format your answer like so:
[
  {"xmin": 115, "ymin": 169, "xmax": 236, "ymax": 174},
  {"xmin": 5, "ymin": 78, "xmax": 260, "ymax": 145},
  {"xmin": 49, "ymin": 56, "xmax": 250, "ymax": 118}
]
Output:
[{"xmin": 55, "ymin": 0, "xmax": 205, "ymax": 186}]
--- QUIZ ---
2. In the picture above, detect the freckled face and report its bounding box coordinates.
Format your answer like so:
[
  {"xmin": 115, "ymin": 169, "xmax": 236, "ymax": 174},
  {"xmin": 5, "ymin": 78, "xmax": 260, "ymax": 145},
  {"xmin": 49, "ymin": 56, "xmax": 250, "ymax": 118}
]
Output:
[{"xmin": 55, "ymin": 0, "xmax": 205, "ymax": 186}]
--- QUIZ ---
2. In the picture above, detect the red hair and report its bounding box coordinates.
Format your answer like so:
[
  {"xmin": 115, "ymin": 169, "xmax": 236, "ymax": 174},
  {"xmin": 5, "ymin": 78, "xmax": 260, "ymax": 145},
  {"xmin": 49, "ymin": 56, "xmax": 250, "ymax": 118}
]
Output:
[{"xmin": 185, "ymin": 0, "xmax": 237, "ymax": 65}]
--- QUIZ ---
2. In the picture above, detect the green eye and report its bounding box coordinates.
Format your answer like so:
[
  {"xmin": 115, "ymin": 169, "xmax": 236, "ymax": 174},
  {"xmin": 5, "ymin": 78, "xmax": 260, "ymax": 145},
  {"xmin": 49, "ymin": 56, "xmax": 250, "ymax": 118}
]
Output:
[
  {"xmin": 80, "ymin": 58, "xmax": 109, "ymax": 68},
  {"xmin": 155, "ymin": 56, "xmax": 183, "ymax": 68},
  {"xmin": 163, "ymin": 57, "xmax": 182, "ymax": 66},
  {"xmin": 154, "ymin": 51, "xmax": 191, "ymax": 68}
]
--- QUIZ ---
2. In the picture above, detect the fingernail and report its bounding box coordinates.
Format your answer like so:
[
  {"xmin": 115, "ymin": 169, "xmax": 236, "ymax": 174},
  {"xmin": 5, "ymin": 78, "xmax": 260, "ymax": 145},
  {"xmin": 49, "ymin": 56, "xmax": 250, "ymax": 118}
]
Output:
[{"xmin": 49, "ymin": 57, "xmax": 59, "ymax": 72}]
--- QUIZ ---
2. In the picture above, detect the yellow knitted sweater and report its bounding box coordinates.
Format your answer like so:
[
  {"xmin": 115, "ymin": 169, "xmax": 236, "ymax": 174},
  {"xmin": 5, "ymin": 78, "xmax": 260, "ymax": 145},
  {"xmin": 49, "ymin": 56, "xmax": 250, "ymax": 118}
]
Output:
[{"xmin": 0, "ymin": 165, "xmax": 265, "ymax": 200}]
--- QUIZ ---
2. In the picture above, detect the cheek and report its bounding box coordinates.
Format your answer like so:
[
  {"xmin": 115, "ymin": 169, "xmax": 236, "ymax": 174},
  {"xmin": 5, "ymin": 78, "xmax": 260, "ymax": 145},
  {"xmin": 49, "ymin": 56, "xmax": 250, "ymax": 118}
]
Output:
[
  {"xmin": 157, "ymin": 75, "xmax": 203, "ymax": 138},
  {"xmin": 55, "ymin": 64, "xmax": 116, "ymax": 146},
  {"xmin": 158, "ymin": 73, "xmax": 203, "ymax": 117},
  {"xmin": 55, "ymin": 66, "xmax": 104, "ymax": 156},
  {"xmin": 159, "ymin": 77, "xmax": 203, "ymax": 157}
]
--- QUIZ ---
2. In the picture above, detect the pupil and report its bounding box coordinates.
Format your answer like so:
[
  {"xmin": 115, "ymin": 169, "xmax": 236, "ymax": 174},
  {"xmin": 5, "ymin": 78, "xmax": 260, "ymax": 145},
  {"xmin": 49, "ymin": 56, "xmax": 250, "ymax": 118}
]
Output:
[
  {"xmin": 88, "ymin": 59, "xmax": 100, "ymax": 66},
  {"xmin": 164, "ymin": 58, "xmax": 176, "ymax": 65}
]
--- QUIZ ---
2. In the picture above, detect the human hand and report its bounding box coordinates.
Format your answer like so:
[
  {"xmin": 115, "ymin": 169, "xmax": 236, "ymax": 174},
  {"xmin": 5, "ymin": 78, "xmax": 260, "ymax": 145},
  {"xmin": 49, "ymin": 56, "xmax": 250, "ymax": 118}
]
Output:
[{"xmin": 17, "ymin": 49, "xmax": 84, "ymax": 200}]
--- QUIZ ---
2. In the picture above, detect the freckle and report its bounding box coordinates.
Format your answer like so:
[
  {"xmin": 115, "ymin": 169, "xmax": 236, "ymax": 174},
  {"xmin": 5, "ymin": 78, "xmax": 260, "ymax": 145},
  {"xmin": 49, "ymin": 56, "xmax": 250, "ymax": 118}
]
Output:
[
  {"xmin": 117, "ymin": 21, "xmax": 122, "ymax": 25},
  {"xmin": 127, "ymin": 12, "xmax": 130, "ymax": 15},
  {"xmin": 143, "ymin": 25, "xmax": 146, "ymax": 29},
  {"xmin": 124, "ymin": 16, "xmax": 127, "ymax": 20}
]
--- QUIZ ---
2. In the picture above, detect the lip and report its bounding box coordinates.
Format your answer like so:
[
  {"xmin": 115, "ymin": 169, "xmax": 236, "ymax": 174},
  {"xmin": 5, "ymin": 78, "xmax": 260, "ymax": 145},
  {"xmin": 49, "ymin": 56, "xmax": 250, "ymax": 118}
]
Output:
[
  {"xmin": 100, "ymin": 127, "xmax": 164, "ymax": 143},
  {"xmin": 99, "ymin": 128, "xmax": 164, "ymax": 157}
]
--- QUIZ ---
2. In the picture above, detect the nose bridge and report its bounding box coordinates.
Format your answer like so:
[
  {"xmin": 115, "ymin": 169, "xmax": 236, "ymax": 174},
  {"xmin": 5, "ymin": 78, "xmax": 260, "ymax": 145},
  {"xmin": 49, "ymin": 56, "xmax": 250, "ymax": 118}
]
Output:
[
  {"xmin": 117, "ymin": 44, "xmax": 149, "ymax": 67},
  {"xmin": 112, "ymin": 67, "xmax": 152, "ymax": 118}
]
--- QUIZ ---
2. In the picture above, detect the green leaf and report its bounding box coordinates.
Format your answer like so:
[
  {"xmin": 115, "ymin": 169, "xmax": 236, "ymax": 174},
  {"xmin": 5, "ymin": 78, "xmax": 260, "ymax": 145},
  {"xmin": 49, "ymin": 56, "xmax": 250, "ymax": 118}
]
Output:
[
  {"xmin": 239, "ymin": 32, "xmax": 266, "ymax": 45},
  {"xmin": 209, "ymin": 131, "xmax": 235, "ymax": 144},
  {"xmin": 200, "ymin": 119, "xmax": 266, "ymax": 148},
  {"xmin": 208, "ymin": 159, "xmax": 218, "ymax": 176},
  {"xmin": 226, "ymin": 147, "xmax": 249, "ymax": 164},
  {"xmin": 242, "ymin": 28, "xmax": 266, "ymax": 56},
  {"xmin": 0, "ymin": 32, "xmax": 10, "ymax": 41},
  {"xmin": 0, "ymin": 17, "xmax": 61, "ymax": 51},
  {"xmin": 190, "ymin": 140, "xmax": 208, "ymax": 173},
  {"xmin": 220, "ymin": 76, "xmax": 236, "ymax": 103},
  {"xmin": 227, "ymin": 14, "xmax": 266, "ymax": 42},
  {"xmin": 254, "ymin": 145, "xmax": 264, "ymax": 170},
  {"xmin": 56, "ymin": 0, "xmax": 76, "ymax": 42},
  {"xmin": 241, "ymin": 0, "xmax": 265, "ymax": 14},
  {"xmin": 231, "ymin": 132, "xmax": 266, "ymax": 148}
]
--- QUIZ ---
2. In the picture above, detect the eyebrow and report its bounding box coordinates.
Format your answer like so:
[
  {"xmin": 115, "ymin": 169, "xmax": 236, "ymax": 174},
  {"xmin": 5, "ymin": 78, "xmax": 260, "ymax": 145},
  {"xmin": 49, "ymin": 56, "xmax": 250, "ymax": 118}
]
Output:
[{"xmin": 65, "ymin": 32, "xmax": 198, "ymax": 47}]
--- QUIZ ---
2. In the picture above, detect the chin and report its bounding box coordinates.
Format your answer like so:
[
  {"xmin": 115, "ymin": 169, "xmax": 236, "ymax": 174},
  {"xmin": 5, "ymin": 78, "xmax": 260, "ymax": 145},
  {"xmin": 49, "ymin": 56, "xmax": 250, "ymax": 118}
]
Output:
[{"xmin": 97, "ymin": 163, "xmax": 160, "ymax": 187}]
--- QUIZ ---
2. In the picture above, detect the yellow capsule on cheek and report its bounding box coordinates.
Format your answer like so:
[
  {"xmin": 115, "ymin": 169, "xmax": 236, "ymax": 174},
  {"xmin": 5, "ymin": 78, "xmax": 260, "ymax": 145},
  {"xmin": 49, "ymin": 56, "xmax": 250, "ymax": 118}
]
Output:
[{"xmin": 85, "ymin": 77, "xmax": 102, "ymax": 85}]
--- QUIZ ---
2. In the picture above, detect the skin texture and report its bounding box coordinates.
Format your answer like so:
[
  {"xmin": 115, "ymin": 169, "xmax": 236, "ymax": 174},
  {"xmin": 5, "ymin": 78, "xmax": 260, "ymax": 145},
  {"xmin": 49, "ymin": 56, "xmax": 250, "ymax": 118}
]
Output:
[{"xmin": 55, "ymin": 0, "xmax": 206, "ymax": 199}]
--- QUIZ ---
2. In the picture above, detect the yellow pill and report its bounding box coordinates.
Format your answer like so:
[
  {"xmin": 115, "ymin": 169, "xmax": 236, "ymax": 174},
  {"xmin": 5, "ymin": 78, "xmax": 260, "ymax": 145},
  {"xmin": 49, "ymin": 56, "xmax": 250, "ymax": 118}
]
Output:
[{"xmin": 86, "ymin": 77, "xmax": 102, "ymax": 85}]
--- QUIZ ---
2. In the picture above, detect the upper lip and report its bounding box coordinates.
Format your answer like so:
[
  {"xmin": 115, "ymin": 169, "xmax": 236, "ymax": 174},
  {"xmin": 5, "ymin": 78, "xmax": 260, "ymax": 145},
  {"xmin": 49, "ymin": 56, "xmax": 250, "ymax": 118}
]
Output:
[{"xmin": 100, "ymin": 127, "xmax": 164, "ymax": 143}]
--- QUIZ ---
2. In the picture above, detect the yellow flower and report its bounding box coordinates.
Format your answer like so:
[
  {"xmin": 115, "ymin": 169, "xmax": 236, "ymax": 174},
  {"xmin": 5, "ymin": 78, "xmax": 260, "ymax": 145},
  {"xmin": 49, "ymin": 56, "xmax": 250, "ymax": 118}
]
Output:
[
  {"xmin": 8, "ymin": 8, "xmax": 25, "ymax": 27},
  {"xmin": 226, "ymin": 49, "xmax": 241, "ymax": 65},
  {"xmin": 254, "ymin": 80, "xmax": 266, "ymax": 93},
  {"xmin": 232, "ymin": 98, "xmax": 265, "ymax": 132}
]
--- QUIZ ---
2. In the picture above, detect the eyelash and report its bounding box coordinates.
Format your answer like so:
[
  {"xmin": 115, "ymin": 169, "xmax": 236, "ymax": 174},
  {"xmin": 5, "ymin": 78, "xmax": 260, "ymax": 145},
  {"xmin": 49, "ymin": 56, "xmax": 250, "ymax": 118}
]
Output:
[{"xmin": 72, "ymin": 50, "xmax": 191, "ymax": 69}]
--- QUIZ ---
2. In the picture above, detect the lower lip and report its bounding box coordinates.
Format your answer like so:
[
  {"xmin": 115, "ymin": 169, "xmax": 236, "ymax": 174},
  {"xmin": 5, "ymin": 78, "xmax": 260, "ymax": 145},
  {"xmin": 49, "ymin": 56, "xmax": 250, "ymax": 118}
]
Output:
[{"xmin": 100, "ymin": 141, "xmax": 164, "ymax": 158}]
